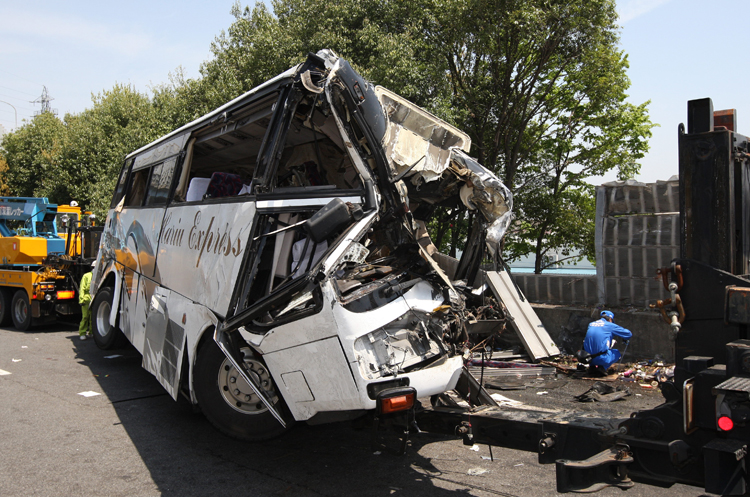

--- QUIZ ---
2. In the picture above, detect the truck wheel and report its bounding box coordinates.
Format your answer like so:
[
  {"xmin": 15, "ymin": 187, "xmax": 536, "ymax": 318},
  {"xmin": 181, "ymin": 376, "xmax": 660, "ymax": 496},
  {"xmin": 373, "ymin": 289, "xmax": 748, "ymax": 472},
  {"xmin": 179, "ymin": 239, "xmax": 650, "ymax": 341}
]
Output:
[
  {"xmin": 193, "ymin": 338, "xmax": 294, "ymax": 441},
  {"xmin": 11, "ymin": 290, "xmax": 32, "ymax": 331},
  {"xmin": 91, "ymin": 287, "xmax": 123, "ymax": 350},
  {"xmin": 0, "ymin": 288, "xmax": 12, "ymax": 327}
]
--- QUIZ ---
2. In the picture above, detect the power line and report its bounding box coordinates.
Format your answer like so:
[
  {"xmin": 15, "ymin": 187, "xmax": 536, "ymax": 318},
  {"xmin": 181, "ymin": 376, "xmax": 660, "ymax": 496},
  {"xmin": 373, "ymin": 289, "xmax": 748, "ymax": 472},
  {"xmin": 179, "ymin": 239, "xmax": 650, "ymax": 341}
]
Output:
[
  {"xmin": 1, "ymin": 69, "xmax": 45, "ymax": 88},
  {"xmin": 0, "ymin": 84, "xmax": 40, "ymax": 98}
]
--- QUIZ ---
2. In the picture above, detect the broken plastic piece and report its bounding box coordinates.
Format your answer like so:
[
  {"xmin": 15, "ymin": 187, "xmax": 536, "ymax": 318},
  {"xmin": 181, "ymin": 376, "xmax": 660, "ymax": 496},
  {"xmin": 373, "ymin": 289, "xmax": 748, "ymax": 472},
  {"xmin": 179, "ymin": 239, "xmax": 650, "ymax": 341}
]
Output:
[{"xmin": 77, "ymin": 391, "xmax": 101, "ymax": 397}]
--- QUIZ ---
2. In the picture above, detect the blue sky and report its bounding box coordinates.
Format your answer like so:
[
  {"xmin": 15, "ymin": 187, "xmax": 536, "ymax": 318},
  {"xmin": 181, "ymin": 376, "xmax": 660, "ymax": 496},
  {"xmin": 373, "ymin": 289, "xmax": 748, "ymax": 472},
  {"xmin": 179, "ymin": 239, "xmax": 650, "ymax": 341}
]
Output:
[{"xmin": 1, "ymin": 0, "xmax": 747, "ymax": 184}]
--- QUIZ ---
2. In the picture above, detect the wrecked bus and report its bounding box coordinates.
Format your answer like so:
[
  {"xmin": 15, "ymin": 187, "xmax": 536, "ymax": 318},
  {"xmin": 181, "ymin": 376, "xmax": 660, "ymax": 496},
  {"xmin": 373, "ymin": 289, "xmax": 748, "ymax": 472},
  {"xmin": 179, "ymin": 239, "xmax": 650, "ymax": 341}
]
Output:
[{"xmin": 90, "ymin": 50, "xmax": 512, "ymax": 441}]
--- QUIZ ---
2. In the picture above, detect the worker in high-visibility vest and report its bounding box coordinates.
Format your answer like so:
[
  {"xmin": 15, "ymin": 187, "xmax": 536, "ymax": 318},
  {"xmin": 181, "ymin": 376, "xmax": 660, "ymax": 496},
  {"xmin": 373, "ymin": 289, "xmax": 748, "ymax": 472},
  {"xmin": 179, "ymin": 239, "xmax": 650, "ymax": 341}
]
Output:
[{"xmin": 78, "ymin": 266, "xmax": 93, "ymax": 340}]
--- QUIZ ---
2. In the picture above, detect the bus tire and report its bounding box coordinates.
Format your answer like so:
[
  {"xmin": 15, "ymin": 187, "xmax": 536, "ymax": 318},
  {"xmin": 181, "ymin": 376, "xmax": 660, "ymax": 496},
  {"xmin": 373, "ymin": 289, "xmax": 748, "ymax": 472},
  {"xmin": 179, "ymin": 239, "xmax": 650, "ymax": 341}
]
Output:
[
  {"xmin": 11, "ymin": 290, "xmax": 32, "ymax": 331},
  {"xmin": 91, "ymin": 287, "xmax": 123, "ymax": 350},
  {"xmin": 193, "ymin": 337, "xmax": 294, "ymax": 441},
  {"xmin": 0, "ymin": 288, "xmax": 12, "ymax": 327}
]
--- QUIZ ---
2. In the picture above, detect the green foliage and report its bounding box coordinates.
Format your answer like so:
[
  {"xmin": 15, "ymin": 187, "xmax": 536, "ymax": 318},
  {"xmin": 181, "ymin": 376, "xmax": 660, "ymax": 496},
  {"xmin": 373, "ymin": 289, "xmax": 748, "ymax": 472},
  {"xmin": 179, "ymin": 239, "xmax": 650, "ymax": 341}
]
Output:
[
  {"xmin": 0, "ymin": 112, "xmax": 65, "ymax": 198},
  {"xmin": 198, "ymin": 0, "xmax": 450, "ymax": 112},
  {"xmin": 0, "ymin": 151, "xmax": 13, "ymax": 196},
  {"xmin": 426, "ymin": 206, "xmax": 473, "ymax": 258}
]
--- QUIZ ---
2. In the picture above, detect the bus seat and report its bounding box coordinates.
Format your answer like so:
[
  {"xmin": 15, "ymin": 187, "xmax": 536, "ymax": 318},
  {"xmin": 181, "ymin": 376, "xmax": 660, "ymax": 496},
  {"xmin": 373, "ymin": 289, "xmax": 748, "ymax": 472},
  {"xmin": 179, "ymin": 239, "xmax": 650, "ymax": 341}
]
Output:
[
  {"xmin": 291, "ymin": 238, "xmax": 328, "ymax": 279},
  {"xmin": 186, "ymin": 177, "xmax": 210, "ymax": 202},
  {"xmin": 205, "ymin": 172, "xmax": 244, "ymax": 198},
  {"xmin": 267, "ymin": 213, "xmax": 299, "ymax": 293}
]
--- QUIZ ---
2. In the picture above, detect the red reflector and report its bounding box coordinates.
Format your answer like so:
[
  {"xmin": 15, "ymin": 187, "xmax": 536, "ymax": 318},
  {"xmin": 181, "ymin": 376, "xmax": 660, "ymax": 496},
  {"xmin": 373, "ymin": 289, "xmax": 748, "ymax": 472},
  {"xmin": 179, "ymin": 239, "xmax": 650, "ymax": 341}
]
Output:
[
  {"xmin": 381, "ymin": 394, "xmax": 415, "ymax": 414},
  {"xmin": 57, "ymin": 291, "xmax": 75, "ymax": 299},
  {"xmin": 718, "ymin": 416, "xmax": 734, "ymax": 431}
]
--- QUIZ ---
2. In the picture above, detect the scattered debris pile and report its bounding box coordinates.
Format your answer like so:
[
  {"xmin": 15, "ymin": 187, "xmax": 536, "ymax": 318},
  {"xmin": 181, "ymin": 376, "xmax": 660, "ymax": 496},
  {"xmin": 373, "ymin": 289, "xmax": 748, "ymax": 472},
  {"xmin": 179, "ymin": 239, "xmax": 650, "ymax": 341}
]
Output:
[
  {"xmin": 462, "ymin": 294, "xmax": 507, "ymax": 346},
  {"xmin": 541, "ymin": 354, "xmax": 675, "ymax": 390},
  {"xmin": 617, "ymin": 357, "xmax": 675, "ymax": 388}
]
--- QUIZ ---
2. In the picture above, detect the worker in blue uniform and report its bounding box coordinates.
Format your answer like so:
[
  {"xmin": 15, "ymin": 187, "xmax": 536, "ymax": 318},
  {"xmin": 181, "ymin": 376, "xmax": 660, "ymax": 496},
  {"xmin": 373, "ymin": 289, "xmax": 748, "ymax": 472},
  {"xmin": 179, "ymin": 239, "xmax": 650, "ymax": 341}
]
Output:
[{"xmin": 583, "ymin": 310, "xmax": 632, "ymax": 375}]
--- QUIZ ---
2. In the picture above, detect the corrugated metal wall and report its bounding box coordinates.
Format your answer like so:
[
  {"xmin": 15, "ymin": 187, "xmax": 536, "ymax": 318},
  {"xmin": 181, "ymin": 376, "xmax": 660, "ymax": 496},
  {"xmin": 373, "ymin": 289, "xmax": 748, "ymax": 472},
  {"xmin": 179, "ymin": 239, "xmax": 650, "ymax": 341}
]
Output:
[{"xmin": 596, "ymin": 179, "xmax": 679, "ymax": 307}]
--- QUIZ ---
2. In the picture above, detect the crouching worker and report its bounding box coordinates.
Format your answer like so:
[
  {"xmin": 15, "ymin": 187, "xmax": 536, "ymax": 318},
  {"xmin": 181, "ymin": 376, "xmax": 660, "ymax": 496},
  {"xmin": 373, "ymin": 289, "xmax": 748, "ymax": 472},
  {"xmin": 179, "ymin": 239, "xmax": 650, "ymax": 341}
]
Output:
[
  {"xmin": 583, "ymin": 310, "xmax": 632, "ymax": 376},
  {"xmin": 78, "ymin": 266, "xmax": 93, "ymax": 340}
]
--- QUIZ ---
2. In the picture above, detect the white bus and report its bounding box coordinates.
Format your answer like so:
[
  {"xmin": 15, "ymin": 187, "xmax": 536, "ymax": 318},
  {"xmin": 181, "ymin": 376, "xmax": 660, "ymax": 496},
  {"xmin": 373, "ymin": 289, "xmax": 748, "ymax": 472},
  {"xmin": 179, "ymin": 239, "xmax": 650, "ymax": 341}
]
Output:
[{"xmin": 90, "ymin": 50, "xmax": 512, "ymax": 441}]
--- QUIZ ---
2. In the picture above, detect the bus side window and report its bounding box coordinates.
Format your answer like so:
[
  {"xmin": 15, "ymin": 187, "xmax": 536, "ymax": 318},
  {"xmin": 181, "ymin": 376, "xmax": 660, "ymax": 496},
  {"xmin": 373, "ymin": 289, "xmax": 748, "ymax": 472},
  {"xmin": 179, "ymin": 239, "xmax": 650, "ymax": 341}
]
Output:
[
  {"xmin": 110, "ymin": 159, "xmax": 134, "ymax": 209},
  {"xmin": 272, "ymin": 95, "xmax": 362, "ymax": 192},
  {"xmin": 145, "ymin": 157, "xmax": 178, "ymax": 206},
  {"xmin": 125, "ymin": 168, "xmax": 149, "ymax": 207},
  {"xmin": 180, "ymin": 92, "xmax": 278, "ymax": 201}
]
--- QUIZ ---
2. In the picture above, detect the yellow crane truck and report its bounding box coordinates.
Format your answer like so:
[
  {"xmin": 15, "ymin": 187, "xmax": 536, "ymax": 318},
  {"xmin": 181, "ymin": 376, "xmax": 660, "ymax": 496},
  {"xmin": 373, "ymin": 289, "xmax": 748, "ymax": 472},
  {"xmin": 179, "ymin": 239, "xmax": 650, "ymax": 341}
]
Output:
[
  {"xmin": 0, "ymin": 197, "xmax": 101, "ymax": 331},
  {"xmin": 55, "ymin": 201, "xmax": 97, "ymax": 257}
]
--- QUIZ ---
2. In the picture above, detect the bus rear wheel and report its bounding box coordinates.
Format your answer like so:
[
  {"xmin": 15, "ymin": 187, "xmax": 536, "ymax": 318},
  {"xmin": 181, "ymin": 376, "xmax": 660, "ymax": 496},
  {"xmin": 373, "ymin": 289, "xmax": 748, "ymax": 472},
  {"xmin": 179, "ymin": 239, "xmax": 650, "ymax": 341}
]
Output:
[
  {"xmin": 91, "ymin": 287, "xmax": 124, "ymax": 349},
  {"xmin": 11, "ymin": 290, "xmax": 32, "ymax": 331},
  {"xmin": 193, "ymin": 337, "xmax": 294, "ymax": 441}
]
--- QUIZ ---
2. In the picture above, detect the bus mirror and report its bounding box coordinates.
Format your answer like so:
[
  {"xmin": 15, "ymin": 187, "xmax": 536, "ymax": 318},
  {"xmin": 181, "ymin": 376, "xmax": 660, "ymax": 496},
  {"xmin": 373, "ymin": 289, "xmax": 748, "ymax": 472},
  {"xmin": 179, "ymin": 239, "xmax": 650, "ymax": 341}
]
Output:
[{"xmin": 304, "ymin": 198, "xmax": 357, "ymax": 243}]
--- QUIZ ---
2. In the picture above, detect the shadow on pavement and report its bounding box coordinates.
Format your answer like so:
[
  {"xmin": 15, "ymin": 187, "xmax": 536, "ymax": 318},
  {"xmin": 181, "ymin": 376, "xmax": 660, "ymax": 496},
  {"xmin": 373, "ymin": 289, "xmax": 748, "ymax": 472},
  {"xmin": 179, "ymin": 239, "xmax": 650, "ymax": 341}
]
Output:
[{"xmin": 70, "ymin": 338, "xmax": 485, "ymax": 497}]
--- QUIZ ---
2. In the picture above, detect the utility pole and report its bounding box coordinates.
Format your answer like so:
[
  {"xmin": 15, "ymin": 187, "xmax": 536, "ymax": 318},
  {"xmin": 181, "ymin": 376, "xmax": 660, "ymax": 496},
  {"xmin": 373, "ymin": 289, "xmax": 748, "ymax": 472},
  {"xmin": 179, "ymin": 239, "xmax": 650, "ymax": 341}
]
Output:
[
  {"xmin": 0, "ymin": 100, "xmax": 17, "ymax": 128},
  {"xmin": 31, "ymin": 86, "xmax": 57, "ymax": 117}
]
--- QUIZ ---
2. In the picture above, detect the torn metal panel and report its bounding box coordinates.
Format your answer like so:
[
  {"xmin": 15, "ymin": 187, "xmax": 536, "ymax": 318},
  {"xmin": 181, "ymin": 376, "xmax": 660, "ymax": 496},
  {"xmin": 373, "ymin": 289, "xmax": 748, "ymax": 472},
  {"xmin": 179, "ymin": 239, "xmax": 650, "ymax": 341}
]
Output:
[
  {"xmin": 486, "ymin": 270, "xmax": 560, "ymax": 361},
  {"xmin": 450, "ymin": 150, "xmax": 513, "ymax": 258},
  {"xmin": 376, "ymin": 86, "xmax": 470, "ymax": 183},
  {"xmin": 142, "ymin": 286, "xmax": 171, "ymax": 388}
]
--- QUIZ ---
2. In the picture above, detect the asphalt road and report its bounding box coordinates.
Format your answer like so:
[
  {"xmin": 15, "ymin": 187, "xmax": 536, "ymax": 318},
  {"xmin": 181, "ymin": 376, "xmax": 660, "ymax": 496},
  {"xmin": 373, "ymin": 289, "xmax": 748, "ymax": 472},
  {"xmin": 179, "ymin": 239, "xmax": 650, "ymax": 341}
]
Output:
[{"xmin": 0, "ymin": 323, "xmax": 711, "ymax": 497}]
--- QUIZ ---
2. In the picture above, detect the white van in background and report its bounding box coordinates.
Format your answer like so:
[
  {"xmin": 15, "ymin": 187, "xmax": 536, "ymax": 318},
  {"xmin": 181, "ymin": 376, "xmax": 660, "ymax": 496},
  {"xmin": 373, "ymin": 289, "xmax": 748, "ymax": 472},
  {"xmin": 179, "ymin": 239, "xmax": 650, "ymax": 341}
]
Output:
[{"xmin": 90, "ymin": 50, "xmax": 512, "ymax": 441}]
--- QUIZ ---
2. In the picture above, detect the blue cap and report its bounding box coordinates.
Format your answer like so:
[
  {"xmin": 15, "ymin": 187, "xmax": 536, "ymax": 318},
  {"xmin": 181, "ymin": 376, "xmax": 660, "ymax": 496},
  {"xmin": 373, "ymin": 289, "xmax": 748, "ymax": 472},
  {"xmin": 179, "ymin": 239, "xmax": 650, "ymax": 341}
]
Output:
[{"xmin": 601, "ymin": 310, "xmax": 614, "ymax": 321}]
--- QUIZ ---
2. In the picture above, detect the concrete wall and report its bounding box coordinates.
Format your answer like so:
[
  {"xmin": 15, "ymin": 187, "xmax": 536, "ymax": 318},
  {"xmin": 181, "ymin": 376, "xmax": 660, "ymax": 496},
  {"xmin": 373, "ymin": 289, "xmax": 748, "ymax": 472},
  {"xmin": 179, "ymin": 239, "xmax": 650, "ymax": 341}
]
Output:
[
  {"xmin": 531, "ymin": 304, "xmax": 675, "ymax": 363},
  {"xmin": 512, "ymin": 273, "xmax": 598, "ymax": 306}
]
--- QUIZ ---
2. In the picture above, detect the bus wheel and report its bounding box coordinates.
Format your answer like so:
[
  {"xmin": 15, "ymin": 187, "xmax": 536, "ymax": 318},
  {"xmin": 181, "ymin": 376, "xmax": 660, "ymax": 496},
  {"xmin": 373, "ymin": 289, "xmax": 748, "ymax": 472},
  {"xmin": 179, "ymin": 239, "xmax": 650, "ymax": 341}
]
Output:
[
  {"xmin": 91, "ymin": 287, "xmax": 123, "ymax": 350},
  {"xmin": 11, "ymin": 290, "xmax": 32, "ymax": 331},
  {"xmin": 193, "ymin": 338, "xmax": 294, "ymax": 441},
  {"xmin": 0, "ymin": 288, "xmax": 12, "ymax": 327}
]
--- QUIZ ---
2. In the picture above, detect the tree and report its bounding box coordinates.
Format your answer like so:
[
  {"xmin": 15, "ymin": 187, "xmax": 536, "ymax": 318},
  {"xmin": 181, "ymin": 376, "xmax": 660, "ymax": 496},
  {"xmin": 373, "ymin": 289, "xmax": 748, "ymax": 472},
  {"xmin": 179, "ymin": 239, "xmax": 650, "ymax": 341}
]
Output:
[
  {"xmin": 494, "ymin": 22, "xmax": 655, "ymax": 271},
  {"xmin": 0, "ymin": 155, "xmax": 11, "ymax": 196},
  {"xmin": 198, "ymin": 0, "xmax": 450, "ymax": 112},
  {"xmin": 0, "ymin": 112, "xmax": 66, "ymax": 198},
  {"xmin": 51, "ymin": 84, "xmax": 169, "ymax": 216}
]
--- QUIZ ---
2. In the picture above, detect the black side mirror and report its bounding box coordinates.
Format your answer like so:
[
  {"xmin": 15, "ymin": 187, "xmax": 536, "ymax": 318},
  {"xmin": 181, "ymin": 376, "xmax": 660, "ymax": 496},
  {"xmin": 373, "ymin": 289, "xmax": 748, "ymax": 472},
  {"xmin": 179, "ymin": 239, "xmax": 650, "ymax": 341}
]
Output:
[{"xmin": 304, "ymin": 198, "xmax": 363, "ymax": 243}]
